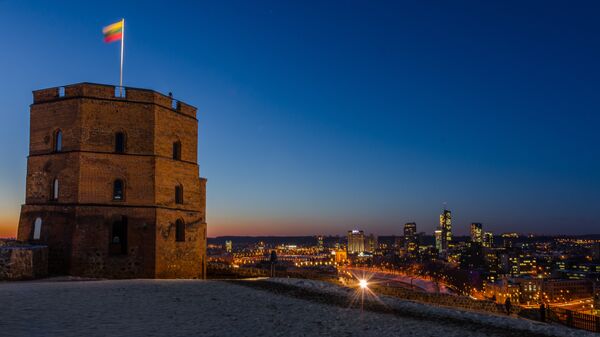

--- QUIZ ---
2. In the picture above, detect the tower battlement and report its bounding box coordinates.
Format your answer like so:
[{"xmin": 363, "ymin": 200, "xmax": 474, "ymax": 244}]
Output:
[{"xmin": 32, "ymin": 83, "xmax": 197, "ymax": 118}]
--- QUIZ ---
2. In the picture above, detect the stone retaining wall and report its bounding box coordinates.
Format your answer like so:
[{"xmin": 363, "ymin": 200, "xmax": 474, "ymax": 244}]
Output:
[{"xmin": 0, "ymin": 241, "xmax": 48, "ymax": 280}]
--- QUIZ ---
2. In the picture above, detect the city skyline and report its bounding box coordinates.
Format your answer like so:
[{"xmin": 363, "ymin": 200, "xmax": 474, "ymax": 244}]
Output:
[{"xmin": 1, "ymin": 1, "xmax": 600, "ymax": 238}]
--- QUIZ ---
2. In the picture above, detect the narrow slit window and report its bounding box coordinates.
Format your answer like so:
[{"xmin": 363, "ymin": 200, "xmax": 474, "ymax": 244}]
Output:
[
  {"xmin": 176, "ymin": 219, "xmax": 185, "ymax": 242},
  {"xmin": 113, "ymin": 179, "xmax": 124, "ymax": 201},
  {"xmin": 58, "ymin": 87, "xmax": 65, "ymax": 97},
  {"xmin": 172, "ymin": 141, "xmax": 181, "ymax": 160},
  {"xmin": 51, "ymin": 178, "xmax": 59, "ymax": 200},
  {"xmin": 115, "ymin": 132, "xmax": 125, "ymax": 153},
  {"xmin": 175, "ymin": 185, "xmax": 183, "ymax": 204},
  {"xmin": 54, "ymin": 130, "xmax": 62, "ymax": 152},
  {"xmin": 110, "ymin": 216, "xmax": 128, "ymax": 255},
  {"xmin": 33, "ymin": 217, "xmax": 42, "ymax": 240}
]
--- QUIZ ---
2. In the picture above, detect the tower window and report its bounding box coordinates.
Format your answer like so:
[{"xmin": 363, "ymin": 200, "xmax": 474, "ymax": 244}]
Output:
[
  {"xmin": 110, "ymin": 216, "xmax": 128, "ymax": 255},
  {"xmin": 115, "ymin": 132, "xmax": 125, "ymax": 153},
  {"xmin": 113, "ymin": 179, "xmax": 124, "ymax": 201},
  {"xmin": 33, "ymin": 217, "xmax": 42, "ymax": 240},
  {"xmin": 173, "ymin": 141, "xmax": 181, "ymax": 160},
  {"xmin": 58, "ymin": 87, "xmax": 65, "ymax": 98},
  {"xmin": 176, "ymin": 219, "xmax": 185, "ymax": 242},
  {"xmin": 175, "ymin": 185, "xmax": 183, "ymax": 204},
  {"xmin": 51, "ymin": 178, "xmax": 59, "ymax": 201},
  {"xmin": 54, "ymin": 130, "xmax": 62, "ymax": 152}
]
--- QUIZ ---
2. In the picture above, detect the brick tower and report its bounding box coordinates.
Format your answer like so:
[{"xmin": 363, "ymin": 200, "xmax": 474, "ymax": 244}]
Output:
[{"xmin": 17, "ymin": 83, "xmax": 207, "ymax": 279}]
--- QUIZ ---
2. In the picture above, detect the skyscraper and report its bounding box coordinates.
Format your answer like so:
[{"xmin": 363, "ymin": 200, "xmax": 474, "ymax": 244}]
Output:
[
  {"xmin": 483, "ymin": 232, "xmax": 494, "ymax": 248},
  {"xmin": 439, "ymin": 209, "xmax": 452, "ymax": 254},
  {"xmin": 434, "ymin": 230, "xmax": 442, "ymax": 253},
  {"xmin": 470, "ymin": 223, "xmax": 483, "ymax": 243},
  {"xmin": 347, "ymin": 230, "xmax": 365, "ymax": 254},
  {"xmin": 365, "ymin": 234, "xmax": 377, "ymax": 253},
  {"xmin": 404, "ymin": 222, "xmax": 418, "ymax": 257},
  {"xmin": 225, "ymin": 240, "xmax": 233, "ymax": 253},
  {"xmin": 317, "ymin": 235, "xmax": 324, "ymax": 251}
]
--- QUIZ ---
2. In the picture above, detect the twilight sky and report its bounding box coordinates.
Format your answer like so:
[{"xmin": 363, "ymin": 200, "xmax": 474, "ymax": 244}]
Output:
[{"xmin": 0, "ymin": 1, "xmax": 599, "ymax": 238}]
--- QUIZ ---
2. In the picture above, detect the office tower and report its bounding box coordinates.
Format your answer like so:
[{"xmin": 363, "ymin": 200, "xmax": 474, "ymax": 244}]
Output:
[
  {"xmin": 434, "ymin": 230, "xmax": 442, "ymax": 253},
  {"xmin": 225, "ymin": 240, "xmax": 233, "ymax": 253},
  {"xmin": 483, "ymin": 232, "xmax": 494, "ymax": 248},
  {"xmin": 347, "ymin": 230, "xmax": 365, "ymax": 254},
  {"xmin": 470, "ymin": 223, "xmax": 483, "ymax": 243},
  {"xmin": 404, "ymin": 222, "xmax": 418, "ymax": 257},
  {"xmin": 439, "ymin": 209, "xmax": 452, "ymax": 254}
]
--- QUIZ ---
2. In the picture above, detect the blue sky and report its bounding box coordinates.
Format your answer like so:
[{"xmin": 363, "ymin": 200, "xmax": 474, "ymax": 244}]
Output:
[{"xmin": 0, "ymin": 1, "xmax": 599, "ymax": 237}]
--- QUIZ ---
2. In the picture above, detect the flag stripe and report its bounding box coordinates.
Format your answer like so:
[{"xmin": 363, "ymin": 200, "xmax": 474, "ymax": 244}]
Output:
[
  {"xmin": 103, "ymin": 27, "xmax": 122, "ymax": 36},
  {"xmin": 104, "ymin": 32, "xmax": 122, "ymax": 43},
  {"xmin": 102, "ymin": 21, "xmax": 123, "ymax": 34}
]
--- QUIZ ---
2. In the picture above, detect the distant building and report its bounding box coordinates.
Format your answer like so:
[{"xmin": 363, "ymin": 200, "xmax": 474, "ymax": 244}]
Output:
[
  {"xmin": 592, "ymin": 242, "xmax": 600, "ymax": 261},
  {"xmin": 483, "ymin": 232, "xmax": 494, "ymax": 248},
  {"xmin": 365, "ymin": 234, "xmax": 377, "ymax": 253},
  {"xmin": 333, "ymin": 248, "xmax": 347, "ymax": 264},
  {"xmin": 502, "ymin": 232, "xmax": 519, "ymax": 249},
  {"xmin": 225, "ymin": 240, "xmax": 232, "ymax": 253},
  {"xmin": 403, "ymin": 222, "xmax": 418, "ymax": 257},
  {"xmin": 439, "ymin": 209, "xmax": 452, "ymax": 255},
  {"xmin": 347, "ymin": 230, "xmax": 365, "ymax": 254},
  {"xmin": 470, "ymin": 223, "xmax": 483, "ymax": 243},
  {"xmin": 434, "ymin": 230, "xmax": 442, "ymax": 253},
  {"xmin": 317, "ymin": 235, "xmax": 324, "ymax": 251}
]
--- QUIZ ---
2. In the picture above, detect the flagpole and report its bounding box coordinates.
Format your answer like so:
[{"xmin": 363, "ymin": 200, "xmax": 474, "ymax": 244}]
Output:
[{"xmin": 119, "ymin": 18, "xmax": 125, "ymax": 96}]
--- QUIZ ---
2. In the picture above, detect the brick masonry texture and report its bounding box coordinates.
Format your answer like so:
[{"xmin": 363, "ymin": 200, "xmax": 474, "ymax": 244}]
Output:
[
  {"xmin": 0, "ymin": 240, "xmax": 48, "ymax": 280},
  {"xmin": 18, "ymin": 83, "xmax": 207, "ymax": 279}
]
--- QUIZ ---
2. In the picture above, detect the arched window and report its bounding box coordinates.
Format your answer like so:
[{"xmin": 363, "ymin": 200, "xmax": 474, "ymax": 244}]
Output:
[
  {"xmin": 113, "ymin": 179, "xmax": 124, "ymax": 201},
  {"xmin": 51, "ymin": 178, "xmax": 59, "ymax": 200},
  {"xmin": 109, "ymin": 216, "xmax": 128, "ymax": 255},
  {"xmin": 172, "ymin": 141, "xmax": 181, "ymax": 160},
  {"xmin": 176, "ymin": 219, "xmax": 185, "ymax": 242},
  {"xmin": 33, "ymin": 217, "xmax": 42, "ymax": 240},
  {"xmin": 54, "ymin": 130, "xmax": 62, "ymax": 152},
  {"xmin": 115, "ymin": 132, "xmax": 125, "ymax": 153},
  {"xmin": 175, "ymin": 184, "xmax": 183, "ymax": 204}
]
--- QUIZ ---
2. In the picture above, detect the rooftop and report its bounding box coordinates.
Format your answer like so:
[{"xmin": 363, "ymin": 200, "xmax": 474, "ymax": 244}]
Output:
[{"xmin": 32, "ymin": 82, "xmax": 197, "ymax": 118}]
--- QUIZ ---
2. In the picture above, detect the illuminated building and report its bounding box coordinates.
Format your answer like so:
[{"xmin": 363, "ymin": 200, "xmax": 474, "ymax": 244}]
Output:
[
  {"xmin": 333, "ymin": 249, "xmax": 347, "ymax": 264},
  {"xmin": 439, "ymin": 209, "xmax": 452, "ymax": 255},
  {"xmin": 404, "ymin": 222, "xmax": 418, "ymax": 257},
  {"xmin": 502, "ymin": 232, "xmax": 518, "ymax": 249},
  {"xmin": 365, "ymin": 234, "xmax": 377, "ymax": 253},
  {"xmin": 483, "ymin": 232, "xmax": 494, "ymax": 248},
  {"xmin": 347, "ymin": 230, "xmax": 365, "ymax": 254},
  {"xmin": 470, "ymin": 223, "xmax": 483, "ymax": 243},
  {"xmin": 434, "ymin": 230, "xmax": 442, "ymax": 253},
  {"xmin": 225, "ymin": 240, "xmax": 232, "ymax": 253},
  {"xmin": 317, "ymin": 235, "xmax": 324, "ymax": 251},
  {"xmin": 592, "ymin": 242, "xmax": 600, "ymax": 261}
]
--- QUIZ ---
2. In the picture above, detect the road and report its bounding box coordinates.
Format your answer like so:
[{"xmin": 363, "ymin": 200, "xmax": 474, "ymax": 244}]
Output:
[{"xmin": 340, "ymin": 266, "xmax": 455, "ymax": 294}]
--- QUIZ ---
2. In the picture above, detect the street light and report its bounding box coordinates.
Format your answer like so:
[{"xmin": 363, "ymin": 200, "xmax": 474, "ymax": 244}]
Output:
[{"xmin": 359, "ymin": 279, "xmax": 368, "ymax": 289}]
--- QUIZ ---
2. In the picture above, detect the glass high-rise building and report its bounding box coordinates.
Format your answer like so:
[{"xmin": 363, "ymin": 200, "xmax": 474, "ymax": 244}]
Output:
[
  {"xmin": 439, "ymin": 209, "xmax": 452, "ymax": 254},
  {"xmin": 404, "ymin": 222, "xmax": 418, "ymax": 256}
]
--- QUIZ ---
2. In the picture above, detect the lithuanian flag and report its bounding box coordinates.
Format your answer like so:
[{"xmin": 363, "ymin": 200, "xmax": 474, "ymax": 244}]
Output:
[{"xmin": 103, "ymin": 20, "xmax": 123, "ymax": 43}]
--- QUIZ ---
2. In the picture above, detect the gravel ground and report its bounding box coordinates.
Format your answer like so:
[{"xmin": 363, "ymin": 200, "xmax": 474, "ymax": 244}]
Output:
[{"xmin": 0, "ymin": 278, "xmax": 593, "ymax": 337}]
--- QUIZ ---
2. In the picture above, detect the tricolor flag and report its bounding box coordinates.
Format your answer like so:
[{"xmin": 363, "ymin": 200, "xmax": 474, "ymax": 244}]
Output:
[{"xmin": 103, "ymin": 20, "xmax": 123, "ymax": 43}]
